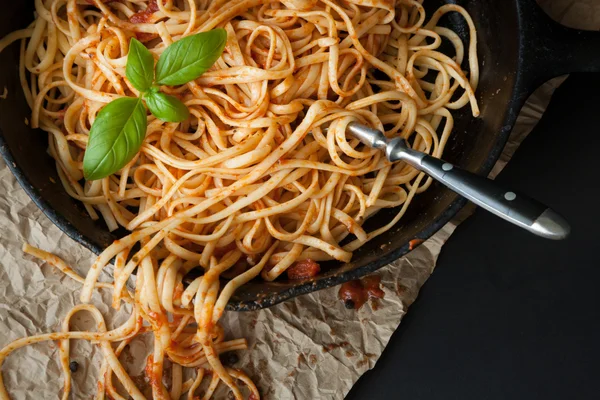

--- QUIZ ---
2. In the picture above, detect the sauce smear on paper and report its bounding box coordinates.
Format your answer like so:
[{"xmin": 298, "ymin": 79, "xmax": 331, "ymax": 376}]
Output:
[{"xmin": 338, "ymin": 276, "xmax": 384, "ymax": 310}]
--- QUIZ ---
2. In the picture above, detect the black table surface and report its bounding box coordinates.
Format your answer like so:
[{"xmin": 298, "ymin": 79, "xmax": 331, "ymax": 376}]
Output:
[{"xmin": 346, "ymin": 73, "xmax": 600, "ymax": 400}]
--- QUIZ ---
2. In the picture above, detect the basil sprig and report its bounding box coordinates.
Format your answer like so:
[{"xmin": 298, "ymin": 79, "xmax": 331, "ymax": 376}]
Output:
[{"xmin": 83, "ymin": 29, "xmax": 227, "ymax": 181}]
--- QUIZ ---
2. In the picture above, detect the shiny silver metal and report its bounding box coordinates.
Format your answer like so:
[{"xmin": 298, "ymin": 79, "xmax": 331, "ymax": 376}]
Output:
[{"xmin": 346, "ymin": 122, "xmax": 571, "ymax": 240}]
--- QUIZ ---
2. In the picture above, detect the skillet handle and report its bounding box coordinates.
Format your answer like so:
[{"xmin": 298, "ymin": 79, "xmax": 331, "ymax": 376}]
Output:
[{"xmin": 518, "ymin": 0, "xmax": 600, "ymax": 93}]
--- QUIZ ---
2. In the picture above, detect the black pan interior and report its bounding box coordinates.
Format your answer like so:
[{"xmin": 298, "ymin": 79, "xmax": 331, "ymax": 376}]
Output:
[{"xmin": 0, "ymin": 0, "xmax": 521, "ymax": 309}]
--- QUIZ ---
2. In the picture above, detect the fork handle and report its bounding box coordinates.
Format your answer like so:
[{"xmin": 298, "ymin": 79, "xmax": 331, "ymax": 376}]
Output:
[{"xmin": 396, "ymin": 145, "xmax": 570, "ymax": 240}]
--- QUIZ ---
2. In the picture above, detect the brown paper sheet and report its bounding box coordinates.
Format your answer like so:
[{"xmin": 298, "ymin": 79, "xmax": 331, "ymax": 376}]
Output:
[{"xmin": 0, "ymin": 1, "xmax": 594, "ymax": 399}]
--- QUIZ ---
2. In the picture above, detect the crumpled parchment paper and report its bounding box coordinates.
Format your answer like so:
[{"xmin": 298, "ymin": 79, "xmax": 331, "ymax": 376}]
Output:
[{"xmin": 0, "ymin": 1, "xmax": 594, "ymax": 399}]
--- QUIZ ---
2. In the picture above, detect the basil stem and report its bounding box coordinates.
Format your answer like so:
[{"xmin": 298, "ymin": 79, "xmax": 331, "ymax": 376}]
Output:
[{"xmin": 84, "ymin": 29, "xmax": 227, "ymax": 180}]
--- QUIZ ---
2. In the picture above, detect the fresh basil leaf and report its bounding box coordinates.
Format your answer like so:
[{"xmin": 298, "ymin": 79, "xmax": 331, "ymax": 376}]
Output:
[
  {"xmin": 126, "ymin": 38, "xmax": 155, "ymax": 92},
  {"xmin": 155, "ymin": 29, "xmax": 227, "ymax": 86},
  {"xmin": 83, "ymin": 97, "xmax": 147, "ymax": 181},
  {"xmin": 145, "ymin": 91, "xmax": 190, "ymax": 122}
]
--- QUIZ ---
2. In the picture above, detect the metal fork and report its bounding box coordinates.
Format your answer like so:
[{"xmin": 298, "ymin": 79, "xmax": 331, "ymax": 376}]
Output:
[{"xmin": 346, "ymin": 122, "xmax": 570, "ymax": 240}]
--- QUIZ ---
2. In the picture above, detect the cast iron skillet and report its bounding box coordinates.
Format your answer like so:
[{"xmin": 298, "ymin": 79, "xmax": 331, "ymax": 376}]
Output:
[{"xmin": 1, "ymin": 0, "xmax": 599, "ymax": 311}]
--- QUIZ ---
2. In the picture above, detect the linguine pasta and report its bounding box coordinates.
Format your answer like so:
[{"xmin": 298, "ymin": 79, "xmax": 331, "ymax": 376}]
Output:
[{"xmin": 0, "ymin": 0, "xmax": 478, "ymax": 398}]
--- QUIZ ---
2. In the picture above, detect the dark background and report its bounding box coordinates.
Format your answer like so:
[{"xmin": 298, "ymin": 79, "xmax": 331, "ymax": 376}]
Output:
[{"xmin": 346, "ymin": 74, "xmax": 600, "ymax": 400}]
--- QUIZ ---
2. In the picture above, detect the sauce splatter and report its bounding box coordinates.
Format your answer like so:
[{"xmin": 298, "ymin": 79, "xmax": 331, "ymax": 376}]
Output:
[
  {"xmin": 172, "ymin": 282, "xmax": 184, "ymax": 303},
  {"xmin": 130, "ymin": 0, "xmax": 159, "ymax": 22},
  {"xmin": 338, "ymin": 276, "xmax": 385, "ymax": 310},
  {"xmin": 287, "ymin": 259, "xmax": 320, "ymax": 280},
  {"xmin": 144, "ymin": 355, "xmax": 162, "ymax": 393},
  {"xmin": 144, "ymin": 355, "xmax": 154, "ymax": 381},
  {"xmin": 129, "ymin": 0, "xmax": 161, "ymax": 41},
  {"xmin": 322, "ymin": 341, "xmax": 350, "ymax": 353},
  {"xmin": 409, "ymin": 238, "xmax": 424, "ymax": 251}
]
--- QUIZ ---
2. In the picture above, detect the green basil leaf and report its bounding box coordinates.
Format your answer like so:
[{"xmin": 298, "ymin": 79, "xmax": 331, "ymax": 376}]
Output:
[
  {"xmin": 126, "ymin": 38, "xmax": 155, "ymax": 92},
  {"xmin": 155, "ymin": 28, "xmax": 227, "ymax": 86},
  {"xmin": 145, "ymin": 91, "xmax": 190, "ymax": 122},
  {"xmin": 83, "ymin": 97, "xmax": 147, "ymax": 181}
]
